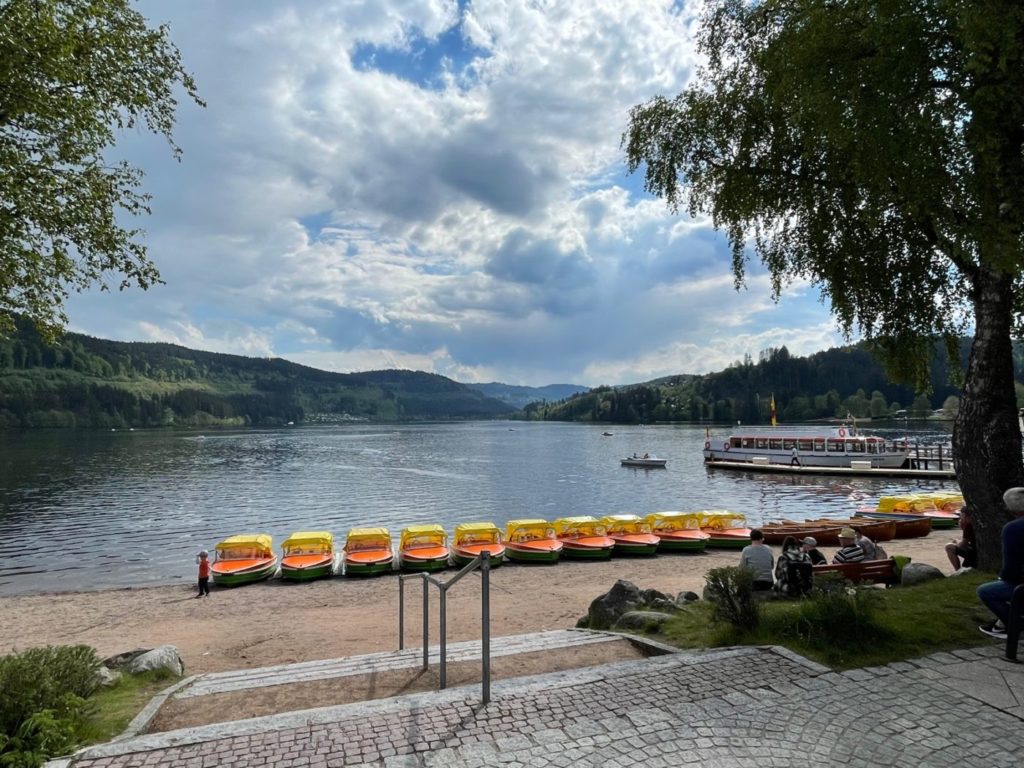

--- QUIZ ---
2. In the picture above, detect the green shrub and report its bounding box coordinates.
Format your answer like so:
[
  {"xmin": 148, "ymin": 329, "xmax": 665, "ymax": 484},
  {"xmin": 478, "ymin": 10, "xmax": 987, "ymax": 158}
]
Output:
[
  {"xmin": 766, "ymin": 573, "xmax": 889, "ymax": 653},
  {"xmin": 704, "ymin": 566, "xmax": 761, "ymax": 632},
  {"xmin": 0, "ymin": 646, "xmax": 99, "ymax": 766}
]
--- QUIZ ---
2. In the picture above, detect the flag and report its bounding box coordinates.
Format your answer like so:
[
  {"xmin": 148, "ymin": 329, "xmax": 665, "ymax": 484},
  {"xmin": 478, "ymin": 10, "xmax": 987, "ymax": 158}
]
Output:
[{"xmin": 770, "ymin": 394, "xmax": 777, "ymax": 427}]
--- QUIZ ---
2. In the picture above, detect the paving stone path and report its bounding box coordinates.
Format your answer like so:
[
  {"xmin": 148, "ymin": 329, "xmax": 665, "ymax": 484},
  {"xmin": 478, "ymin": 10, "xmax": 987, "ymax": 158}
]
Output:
[{"xmin": 60, "ymin": 642, "xmax": 1023, "ymax": 768}]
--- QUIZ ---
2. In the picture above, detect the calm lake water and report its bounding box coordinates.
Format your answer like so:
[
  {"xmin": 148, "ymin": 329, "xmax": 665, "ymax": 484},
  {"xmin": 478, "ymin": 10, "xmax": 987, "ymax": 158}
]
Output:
[{"xmin": 0, "ymin": 421, "xmax": 957, "ymax": 596}]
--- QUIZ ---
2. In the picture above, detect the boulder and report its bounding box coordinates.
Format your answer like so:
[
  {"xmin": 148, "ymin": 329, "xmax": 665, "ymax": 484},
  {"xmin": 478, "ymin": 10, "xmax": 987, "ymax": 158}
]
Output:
[
  {"xmin": 96, "ymin": 666, "xmax": 122, "ymax": 687},
  {"xmin": 639, "ymin": 588, "xmax": 670, "ymax": 604},
  {"xmin": 124, "ymin": 645, "xmax": 184, "ymax": 677},
  {"xmin": 613, "ymin": 610, "xmax": 674, "ymax": 632},
  {"xmin": 102, "ymin": 648, "xmax": 151, "ymax": 669},
  {"xmin": 648, "ymin": 597, "xmax": 681, "ymax": 614},
  {"xmin": 901, "ymin": 562, "xmax": 945, "ymax": 587},
  {"xmin": 585, "ymin": 579, "xmax": 642, "ymax": 630},
  {"xmin": 676, "ymin": 591, "xmax": 700, "ymax": 604}
]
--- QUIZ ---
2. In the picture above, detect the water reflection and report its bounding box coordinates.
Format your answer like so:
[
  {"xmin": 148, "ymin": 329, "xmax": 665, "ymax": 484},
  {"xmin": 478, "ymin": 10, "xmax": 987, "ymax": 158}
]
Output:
[{"xmin": 0, "ymin": 421, "xmax": 958, "ymax": 595}]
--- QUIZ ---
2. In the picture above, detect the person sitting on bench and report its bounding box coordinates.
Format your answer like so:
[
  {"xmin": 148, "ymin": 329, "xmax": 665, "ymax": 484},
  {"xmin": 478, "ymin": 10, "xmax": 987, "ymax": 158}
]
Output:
[
  {"xmin": 978, "ymin": 488, "xmax": 1024, "ymax": 639},
  {"xmin": 833, "ymin": 528, "xmax": 866, "ymax": 564}
]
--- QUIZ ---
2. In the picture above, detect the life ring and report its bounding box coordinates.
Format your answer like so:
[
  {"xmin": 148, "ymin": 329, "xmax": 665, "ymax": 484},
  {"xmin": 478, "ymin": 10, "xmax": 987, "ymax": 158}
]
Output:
[
  {"xmin": 723, "ymin": 442, "xmax": 730, "ymax": 451},
  {"xmin": 704, "ymin": 441, "xmax": 710, "ymax": 450},
  {"xmin": 838, "ymin": 428, "xmax": 846, "ymax": 437}
]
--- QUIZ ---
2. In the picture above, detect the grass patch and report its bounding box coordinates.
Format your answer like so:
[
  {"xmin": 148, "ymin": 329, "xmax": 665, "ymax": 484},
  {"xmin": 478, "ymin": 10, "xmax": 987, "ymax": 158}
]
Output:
[
  {"xmin": 77, "ymin": 670, "xmax": 178, "ymax": 745},
  {"xmin": 656, "ymin": 570, "xmax": 996, "ymax": 669}
]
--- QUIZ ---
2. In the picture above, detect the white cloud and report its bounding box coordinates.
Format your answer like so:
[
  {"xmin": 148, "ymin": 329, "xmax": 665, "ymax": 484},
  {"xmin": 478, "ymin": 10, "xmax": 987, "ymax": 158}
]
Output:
[{"xmin": 64, "ymin": 1, "xmax": 848, "ymax": 387}]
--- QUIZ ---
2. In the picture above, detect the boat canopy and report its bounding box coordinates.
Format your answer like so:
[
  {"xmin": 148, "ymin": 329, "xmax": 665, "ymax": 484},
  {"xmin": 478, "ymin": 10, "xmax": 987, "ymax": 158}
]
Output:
[
  {"xmin": 400, "ymin": 524, "xmax": 447, "ymax": 549},
  {"xmin": 282, "ymin": 531, "xmax": 333, "ymax": 552},
  {"xmin": 646, "ymin": 512, "xmax": 701, "ymax": 532},
  {"xmin": 506, "ymin": 519, "xmax": 555, "ymax": 541},
  {"xmin": 344, "ymin": 528, "xmax": 392, "ymax": 551},
  {"xmin": 600, "ymin": 514, "xmax": 653, "ymax": 534},
  {"xmin": 554, "ymin": 516, "xmax": 606, "ymax": 536},
  {"xmin": 698, "ymin": 511, "xmax": 748, "ymax": 530},
  {"xmin": 215, "ymin": 534, "xmax": 273, "ymax": 555},
  {"xmin": 454, "ymin": 522, "xmax": 502, "ymax": 544}
]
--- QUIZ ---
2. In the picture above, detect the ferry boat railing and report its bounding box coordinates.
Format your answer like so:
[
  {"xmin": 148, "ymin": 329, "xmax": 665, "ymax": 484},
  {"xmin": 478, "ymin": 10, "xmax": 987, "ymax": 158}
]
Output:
[{"xmin": 397, "ymin": 551, "xmax": 491, "ymax": 704}]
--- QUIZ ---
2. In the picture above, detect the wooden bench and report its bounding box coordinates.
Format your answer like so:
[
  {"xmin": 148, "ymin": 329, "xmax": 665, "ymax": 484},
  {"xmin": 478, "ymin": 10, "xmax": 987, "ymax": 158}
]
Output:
[
  {"xmin": 1007, "ymin": 583, "xmax": 1024, "ymax": 662},
  {"xmin": 812, "ymin": 559, "xmax": 898, "ymax": 586}
]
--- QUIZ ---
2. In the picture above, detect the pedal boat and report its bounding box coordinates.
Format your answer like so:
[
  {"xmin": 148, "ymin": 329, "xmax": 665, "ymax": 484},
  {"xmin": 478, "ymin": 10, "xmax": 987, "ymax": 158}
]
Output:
[
  {"xmin": 857, "ymin": 494, "xmax": 960, "ymax": 529},
  {"xmin": 451, "ymin": 522, "xmax": 505, "ymax": 567},
  {"xmin": 211, "ymin": 534, "xmax": 278, "ymax": 586},
  {"xmin": 553, "ymin": 516, "xmax": 615, "ymax": 559},
  {"xmin": 645, "ymin": 512, "xmax": 710, "ymax": 552},
  {"xmin": 505, "ymin": 519, "xmax": 563, "ymax": 564},
  {"xmin": 342, "ymin": 527, "xmax": 394, "ymax": 576},
  {"xmin": 280, "ymin": 531, "xmax": 336, "ymax": 581},
  {"xmin": 599, "ymin": 514, "xmax": 660, "ymax": 555},
  {"xmin": 398, "ymin": 524, "xmax": 450, "ymax": 572},
  {"xmin": 698, "ymin": 511, "xmax": 753, "ymax": 549}
]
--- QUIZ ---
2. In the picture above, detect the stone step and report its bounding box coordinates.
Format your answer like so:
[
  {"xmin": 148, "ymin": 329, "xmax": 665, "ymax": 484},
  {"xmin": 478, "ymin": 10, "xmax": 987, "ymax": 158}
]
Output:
[{"xmin": 176, "ymin": 629, "xmax": 622, "ymax": 699}]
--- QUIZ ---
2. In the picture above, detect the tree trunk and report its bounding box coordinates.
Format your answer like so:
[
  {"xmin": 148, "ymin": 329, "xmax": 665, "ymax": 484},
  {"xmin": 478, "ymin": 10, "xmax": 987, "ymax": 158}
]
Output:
[{"xmin": 953, "ymin": 267, "xmax": 1023, "ymax": 569}]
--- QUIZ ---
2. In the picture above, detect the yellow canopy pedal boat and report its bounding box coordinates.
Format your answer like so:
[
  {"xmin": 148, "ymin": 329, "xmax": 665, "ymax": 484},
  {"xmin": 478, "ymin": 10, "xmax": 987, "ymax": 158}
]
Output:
[
  {"xmin": 398, "ymin": 524, "xmax": 450, "ymax": 573},
  {"xmin": 645, "ymin": 512, "xmax": 710, "ymax": 552},
  {"xmin": 343, "ymin": 528, "xmax": 394, "ymax": 576},
  {"xmin": 553, "ymin": 516, "xmax": 615, "ymax": 559},
  {"xmin": 280, "ymin": 531, "xmax": 336, "ymax": 581},
  {"xmin": 211, "ymin": 534, "xmax": 278, "ymax": 587},
  {"xmin": 697, "ymin": 511, "xmax": 753, "ymax": 549},
  {"xmin": 505, "ymin": 519, "xmax": 563, "ymax": 564},
  {"xmin": 451, "ymin": 522, "xmax": 505, "ymax": 567},
  {"xmin": 599, "ymin": 514, "xmax": 660, "ymax": 555}
]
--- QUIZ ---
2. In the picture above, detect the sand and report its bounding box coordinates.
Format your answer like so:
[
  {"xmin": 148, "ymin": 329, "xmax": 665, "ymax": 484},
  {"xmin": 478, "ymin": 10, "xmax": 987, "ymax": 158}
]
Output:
[{"xmin": 0, "ymin": 534, "xmax": 961, "ymax": 676}]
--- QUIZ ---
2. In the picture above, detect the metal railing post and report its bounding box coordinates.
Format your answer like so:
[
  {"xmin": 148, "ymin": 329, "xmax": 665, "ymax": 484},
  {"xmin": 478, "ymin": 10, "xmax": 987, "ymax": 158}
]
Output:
[
  {"xmin": 439, "ymin": 587, "xmax": 447, "ymax": 689},
  {"xmin": 398, "ymin": 576, "xmax": 405, "ymax": 650},
  {"xmin": 481, "ymin": 551, "xmax": 490, "ymax": 704},
  {"xmin": 422, "ymin": 576, "xmax": 429, "ymax": 671}
]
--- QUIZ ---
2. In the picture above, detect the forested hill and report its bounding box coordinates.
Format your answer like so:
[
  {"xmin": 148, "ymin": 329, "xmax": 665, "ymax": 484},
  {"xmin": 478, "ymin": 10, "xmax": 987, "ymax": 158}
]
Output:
[
  {"xmin": 0, "ymin": 320, "xmax": 515, "ymax": 428},
  {"xmin": 526, "ymin": 341, "xmax": 1024, "ymax": 425},
  {"xmin": 466, "ymin": 382, "xmax": 588, "ymax": 409}
]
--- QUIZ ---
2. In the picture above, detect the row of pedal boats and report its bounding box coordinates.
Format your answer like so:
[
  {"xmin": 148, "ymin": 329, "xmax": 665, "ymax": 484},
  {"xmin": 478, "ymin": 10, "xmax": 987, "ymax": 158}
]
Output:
[
  {"xmin": 209, "ymin": 495, "xmax": 955, "ymax": 586},
  {"xmin": 209, "ymin": 512, "xmax": 754, "ymax": 585}
]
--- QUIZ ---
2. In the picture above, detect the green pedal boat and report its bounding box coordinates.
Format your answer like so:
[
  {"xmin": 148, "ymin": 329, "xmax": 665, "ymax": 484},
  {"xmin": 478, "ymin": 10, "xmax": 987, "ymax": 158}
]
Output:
[
  {"xmin": 600, "ymin": 514, "xmax": 660, "ymax": 555},
  {"xmin": 505, "ymin": 519, "xmax": 563, "ymax": 564},
  {"xmin": 645, "ymin": 512, "xmax": 710, "ymax": 552},
  {"xmin": 343, "ymin": 527, "xmax": 394, "ymax": 576},
  {"xmin": 211, "ymin": 534, "xmax": 278, "ymax": 586},
  {"xmin": 280, "ymin": 531, "xmax": 336, "ymax": 581},
  {"xmin": 554, "ymin": 516, "xmax": 615, "ymax": 559}
]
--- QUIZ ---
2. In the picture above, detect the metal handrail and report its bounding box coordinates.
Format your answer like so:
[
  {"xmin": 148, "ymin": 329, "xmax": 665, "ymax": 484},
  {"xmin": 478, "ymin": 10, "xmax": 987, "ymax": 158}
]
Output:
[{"xmin": 398, "ymin": 551, "xmax": 491, "ymax": 703}]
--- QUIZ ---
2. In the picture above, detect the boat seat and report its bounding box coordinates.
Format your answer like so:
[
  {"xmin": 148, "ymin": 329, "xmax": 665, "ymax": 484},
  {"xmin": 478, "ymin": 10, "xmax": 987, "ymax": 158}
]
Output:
[{"xmin": 1006, "ymin": 583, "xmax": 1024, "ymax": 662}]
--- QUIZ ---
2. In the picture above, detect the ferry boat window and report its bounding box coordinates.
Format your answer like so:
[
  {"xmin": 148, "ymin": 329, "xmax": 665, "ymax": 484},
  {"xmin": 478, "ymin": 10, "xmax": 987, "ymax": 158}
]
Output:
[
  {"xmin": 813, "ymin": 438, "xmax": 825, "ymax": 452},
  {"xmin": 756, "ymin": 438, "xmax": 768, "ymax": 449},
  {"xmin": 742, "ymin": 438, "xmax": 754, "ymax": 448},
  {"xmin": 827, "ymin": 439, "xmax": 844, "ymax": 452},
  {"xmin": 782, "ymin": 439, "xmax": 796, "ymax": 449},
  {"xmin": 769, "ymin": 438, "xmax": 782, "ymax": 450},
  {"xmin": 798, "ymin": 439, "xmax": 813, "ymax": 451},
  {"xmin": 848, "ymin": 440, "xmax": 864, "ymax": 453},
  {"xmin": 731, "ymin": 438, "xmax": 742, "ymax": 448},
  {"xmin": 867, "ymin": 441, "xmax": 878, "ymax": 454}
]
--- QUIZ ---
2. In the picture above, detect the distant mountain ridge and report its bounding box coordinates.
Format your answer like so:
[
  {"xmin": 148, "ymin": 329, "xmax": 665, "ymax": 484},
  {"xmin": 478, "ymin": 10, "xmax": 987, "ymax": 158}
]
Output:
[
  {"xmin": 465, "ymin": 382, "xmax": 589, "ymax": 410},
  {"xmin": 0, "ymin": 319, "xmax": 517, "ymax": 428}
]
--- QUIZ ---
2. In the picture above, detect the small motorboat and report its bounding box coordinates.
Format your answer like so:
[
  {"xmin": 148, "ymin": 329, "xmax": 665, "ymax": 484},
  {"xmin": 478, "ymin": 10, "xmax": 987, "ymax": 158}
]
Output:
[
  {"xmin": 621, "ymin": 454, "xmax": 667, "ymax": 468},
  {"xmin": 505, "ymin": 519, "xmax": 563, "ymax": 564},
  {"xmin": 645, "ymin": 512, "xmax": 710, "ymax": 552},
  {"xmin": 211, "ymin": 534, "xmax": 278, "ymax": 587},
  {"xmin": 553, "ymin": 516, "xmax": 616, "ymax": 559},
  {"xmin": 602, "ymin": 432, "xmax": 614, "ymax": 437},
  {"xmin": 698, "ymin": 511, "xmax": 753, "ymax": 549},
  {"xmin": 451, "ymin": 522, "xmax": 506, "ymax": 567},
  {"xmin": 342, "ymin": 528, "xmax": 394, "ymax": 576},
  {"xmin": 280, "ymin": 531, "xmax": 336, "ymax": 581},
  {"xmin": 398, "ymin": 524, "xmax": 450, "ymax": 573},
  {"xmin": 600, "ymin": 514, "xmax": 660, "ymax": 555}
]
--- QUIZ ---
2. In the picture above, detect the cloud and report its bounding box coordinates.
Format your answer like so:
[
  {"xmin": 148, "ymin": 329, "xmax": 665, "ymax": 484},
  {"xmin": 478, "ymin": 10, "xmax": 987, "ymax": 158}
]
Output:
[{"xmin": 63, "ymin": 1, "xmax": 847, "ymax": 387}]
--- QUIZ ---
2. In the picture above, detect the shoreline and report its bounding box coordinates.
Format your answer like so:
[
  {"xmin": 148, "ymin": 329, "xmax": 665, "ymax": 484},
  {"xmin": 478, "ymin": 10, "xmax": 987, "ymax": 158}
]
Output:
[{"xmin": 0, "ymin": 534, "xmax": 967, "ymax": 675}]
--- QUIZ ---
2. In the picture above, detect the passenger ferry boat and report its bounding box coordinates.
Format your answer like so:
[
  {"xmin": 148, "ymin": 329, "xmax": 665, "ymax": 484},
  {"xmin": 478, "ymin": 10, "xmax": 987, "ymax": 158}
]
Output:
[{"xmin": 702, "ymin": 425, "xmax": 910, "ymax": 469}]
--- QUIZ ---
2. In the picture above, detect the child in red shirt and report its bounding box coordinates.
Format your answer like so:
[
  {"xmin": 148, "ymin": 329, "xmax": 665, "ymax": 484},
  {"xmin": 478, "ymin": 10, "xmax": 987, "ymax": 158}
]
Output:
[{"xmin": 196, "ymin": 550, "xmax": 211, "ymax": 598}]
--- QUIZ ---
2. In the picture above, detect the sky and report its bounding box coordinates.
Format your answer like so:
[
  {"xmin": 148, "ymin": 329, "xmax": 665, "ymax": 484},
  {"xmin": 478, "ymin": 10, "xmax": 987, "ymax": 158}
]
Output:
[{"xmin": 64, "ymin": 0, "xmax": 846, "ymax": 387}]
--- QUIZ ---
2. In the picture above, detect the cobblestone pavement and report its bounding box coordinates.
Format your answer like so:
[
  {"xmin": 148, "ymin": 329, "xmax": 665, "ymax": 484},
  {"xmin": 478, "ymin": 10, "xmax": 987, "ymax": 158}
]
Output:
[{"xmin": 61, "ymin": 643, "xmax": 1023, "ymax": 768}]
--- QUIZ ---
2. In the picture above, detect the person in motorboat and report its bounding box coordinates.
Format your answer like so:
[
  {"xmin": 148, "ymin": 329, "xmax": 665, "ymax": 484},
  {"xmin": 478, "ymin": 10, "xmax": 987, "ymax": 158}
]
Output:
[
  {"xmin": 801, "ymin": 536, "xmax": 827, "ymax": 566},
  {"xmin": 832, "ymin": 528, "xmax": 866, "ymax": 564},
  {"xmin": 739, "ymin": 529, "xmax": 775, "ymax": 591}
]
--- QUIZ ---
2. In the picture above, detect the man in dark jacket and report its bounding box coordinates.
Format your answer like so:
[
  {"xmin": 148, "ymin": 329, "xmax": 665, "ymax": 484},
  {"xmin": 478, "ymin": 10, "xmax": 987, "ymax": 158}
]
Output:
[{"xmin": 977, "ymin": 488, "xmax": 1024, "ymax": 638}]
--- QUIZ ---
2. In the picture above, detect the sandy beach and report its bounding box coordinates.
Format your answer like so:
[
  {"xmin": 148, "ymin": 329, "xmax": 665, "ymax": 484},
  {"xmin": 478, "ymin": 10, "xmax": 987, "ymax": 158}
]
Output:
[{"xmin": 0, "ymin": 535, "xmax": 961, "ymax": 675}]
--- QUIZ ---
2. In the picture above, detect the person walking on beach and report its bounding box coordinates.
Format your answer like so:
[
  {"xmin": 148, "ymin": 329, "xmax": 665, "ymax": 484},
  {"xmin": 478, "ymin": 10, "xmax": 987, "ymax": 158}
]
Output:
[
  {"xmin": 196, "ymin": 550, "xmax": 211, "ymax": 598},
  {"xmin": 739, "ymin": 529, "xmax": 774, "ymax": 591},
  {"xmin": 977, "ymin": 488, "xmax": 1024, "ymax": 638}
]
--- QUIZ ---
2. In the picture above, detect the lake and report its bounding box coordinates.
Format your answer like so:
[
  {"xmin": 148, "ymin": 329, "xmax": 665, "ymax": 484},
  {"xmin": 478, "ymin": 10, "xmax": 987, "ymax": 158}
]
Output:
[{"xmin": 0, "ymin": 420, "xmax": 957, "ymax": 595}]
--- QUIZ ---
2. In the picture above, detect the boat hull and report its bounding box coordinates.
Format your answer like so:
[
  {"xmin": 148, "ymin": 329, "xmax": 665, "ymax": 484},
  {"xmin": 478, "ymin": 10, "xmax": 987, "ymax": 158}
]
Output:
[
  {"xmin": 399, "ymin": 545, "xmax": 451, "ymax": 573},
  {"xmin": 702, "ymin": 529, "xmax": 752, "ymax": 549},
  {"xmin": 451, "ymin": 543, "xmax": 505, "ymax": 568},
  {"xmin": 609, "ymin": 534, "xmax": 659, "ymax": 555},
  {"xmin": 621, "ymin": 458, "xmax": 667, "ymax": 468},
  {"xmin": 559, "ymin": 536, "xmax": 615, "ymax": 559},
  {"xmin": 211, "ymin": 557, "xmax": 278, "ymax": 587},
  {"xmin": 343, "ymin": 551, "xmax": 394, "ymax": 576},
  {"xmin": 280, "ymin": 554, "xmax": 334, "ymax": 581},
  {"xmin": 655, "ymin": 532, "xmax": 709, "ymax": 552},
  {"xmin": 506, "ymin": 541, "xmax": 562, "ymax": 563}
]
